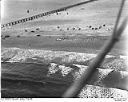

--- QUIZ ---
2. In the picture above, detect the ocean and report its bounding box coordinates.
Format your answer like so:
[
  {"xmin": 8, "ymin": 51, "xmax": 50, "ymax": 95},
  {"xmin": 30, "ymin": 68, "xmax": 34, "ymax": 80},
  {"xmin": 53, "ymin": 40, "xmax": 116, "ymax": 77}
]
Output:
[{"xmin": 1, "ymin": 48, "xmax": 128, "ymax": 98}]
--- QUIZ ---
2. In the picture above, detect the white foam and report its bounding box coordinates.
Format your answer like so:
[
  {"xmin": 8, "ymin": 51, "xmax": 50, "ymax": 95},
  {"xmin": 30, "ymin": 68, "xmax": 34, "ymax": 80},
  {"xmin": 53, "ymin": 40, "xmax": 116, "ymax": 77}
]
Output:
[
  {"xmin": 47, "ymin": 63, "xmax": 72, "ymax": 77},
  {"xmin": 94, "ymin": 68, "xmax": 113, "ymax": 85},
  {"xmin": 79, "ymin": 85, "xmax": 128, "ymax": 98},
  {"xmin": 1, "ymin": 48, "xmax": 97, "ymax": 63},
  {"xmin": 2, "ymin": 48, "xmax": 115, "ymax": 64}
]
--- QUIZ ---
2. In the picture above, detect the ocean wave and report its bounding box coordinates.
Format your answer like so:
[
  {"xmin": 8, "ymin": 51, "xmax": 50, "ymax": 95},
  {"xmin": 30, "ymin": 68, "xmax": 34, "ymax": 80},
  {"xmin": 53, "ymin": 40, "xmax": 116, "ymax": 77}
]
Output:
[
  {"xmin": 2, "ymin": 61, "xmax": 128, "ymax": 90},
  {"xmin": 48, "ymin": 62, "xmax": 128, "ymax": 90},
  {"xmin": 1, "ymin": 47, "xmax": 114, "ymax": 64},
  {"xmin": 2, "ymin": 47, "xmax": 128, "ymax": 72},
  {"xmin": 1, "ymin": 47, "xmax": 128, "ymax": 97},
  {"xmin": 79, "ymin": 85, "xmax": 128, "ymax": 98}
]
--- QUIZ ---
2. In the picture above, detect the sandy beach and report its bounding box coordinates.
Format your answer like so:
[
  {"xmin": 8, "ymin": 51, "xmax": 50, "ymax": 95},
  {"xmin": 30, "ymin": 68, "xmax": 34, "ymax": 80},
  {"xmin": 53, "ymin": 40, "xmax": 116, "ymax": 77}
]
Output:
[{"xmin": 1, "ymin": 0, "xmax": 128, "ymax": 98}]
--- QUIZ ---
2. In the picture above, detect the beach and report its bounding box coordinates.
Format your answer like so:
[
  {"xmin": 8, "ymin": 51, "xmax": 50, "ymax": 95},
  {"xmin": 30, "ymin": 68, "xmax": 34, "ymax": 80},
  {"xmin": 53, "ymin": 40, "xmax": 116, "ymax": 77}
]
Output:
[{"xmin": 1, "ymin": 0, "xmax": 128, "ymax": 98}]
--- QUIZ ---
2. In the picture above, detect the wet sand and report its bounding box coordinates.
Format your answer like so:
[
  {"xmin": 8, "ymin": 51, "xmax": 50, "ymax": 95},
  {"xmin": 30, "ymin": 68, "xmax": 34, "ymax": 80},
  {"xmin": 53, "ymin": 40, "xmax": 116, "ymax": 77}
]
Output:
[{"xmin": 1, "ymin": 34, "xmax": 126, "ymax": 56}]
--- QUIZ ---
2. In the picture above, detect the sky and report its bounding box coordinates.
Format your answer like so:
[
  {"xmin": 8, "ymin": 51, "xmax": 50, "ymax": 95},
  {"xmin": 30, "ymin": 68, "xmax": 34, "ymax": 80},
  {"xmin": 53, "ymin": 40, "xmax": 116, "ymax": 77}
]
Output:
[
  {"xmin": 1, "ymin": 0, "xmax": 85, "ymax": 19},
  {"xmin": 1, "ymin": 0, "xmax": 127, "ymax": 25}
]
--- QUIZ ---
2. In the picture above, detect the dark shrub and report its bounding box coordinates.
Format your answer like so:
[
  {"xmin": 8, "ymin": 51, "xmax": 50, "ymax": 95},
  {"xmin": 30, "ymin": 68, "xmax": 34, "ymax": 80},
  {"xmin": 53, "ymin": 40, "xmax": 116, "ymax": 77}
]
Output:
[
  {"xmin": 36, "ymin": 34, "xmax": 41, "ymax": 37},
  {"xmin": 5, "ymin": 35, "xmax": 10, "ymax": 38},
  {"xmin": 95, "ymin": 28, "xmax": 98, "ymax": 30},
  {"xmin": 25, "ymin": 29, "xmax": 27, "ymax": 32},
  {"xmin": 31, "ymin": 31, "xmax": 35, "ymax": 33},
  {"xmin": 17, "ymin": 35, "xmax": 20, "ymax": 37},
  {"xmin": 36, "ymin": 28, "xmax": 40, "ymax": 30},
  {"xmin": 103, "ymin": 24, "xmax": 106, "ymax": 27},
  {"xmin": 89, "ymin": 26, "xmax": 92, "ymax": 28}
]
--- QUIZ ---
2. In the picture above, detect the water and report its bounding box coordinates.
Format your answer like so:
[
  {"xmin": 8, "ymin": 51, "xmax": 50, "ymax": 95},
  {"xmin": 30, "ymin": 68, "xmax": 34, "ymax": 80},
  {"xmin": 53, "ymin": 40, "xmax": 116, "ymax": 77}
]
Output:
[
  {"xmin": 1, "ymin": 48, "xmax": 128, "ymax": 98},
  {"xmin": 1, "ymin": 62, "xmax": 73, "ymax": 98}
]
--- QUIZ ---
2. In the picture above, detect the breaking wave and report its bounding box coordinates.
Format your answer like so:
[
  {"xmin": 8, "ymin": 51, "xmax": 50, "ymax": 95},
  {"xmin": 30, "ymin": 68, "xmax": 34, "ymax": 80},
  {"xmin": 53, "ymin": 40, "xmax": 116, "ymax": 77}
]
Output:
[{"xmin": 1, "ymin": 47, "xmax": 128, "ymax": 98}]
